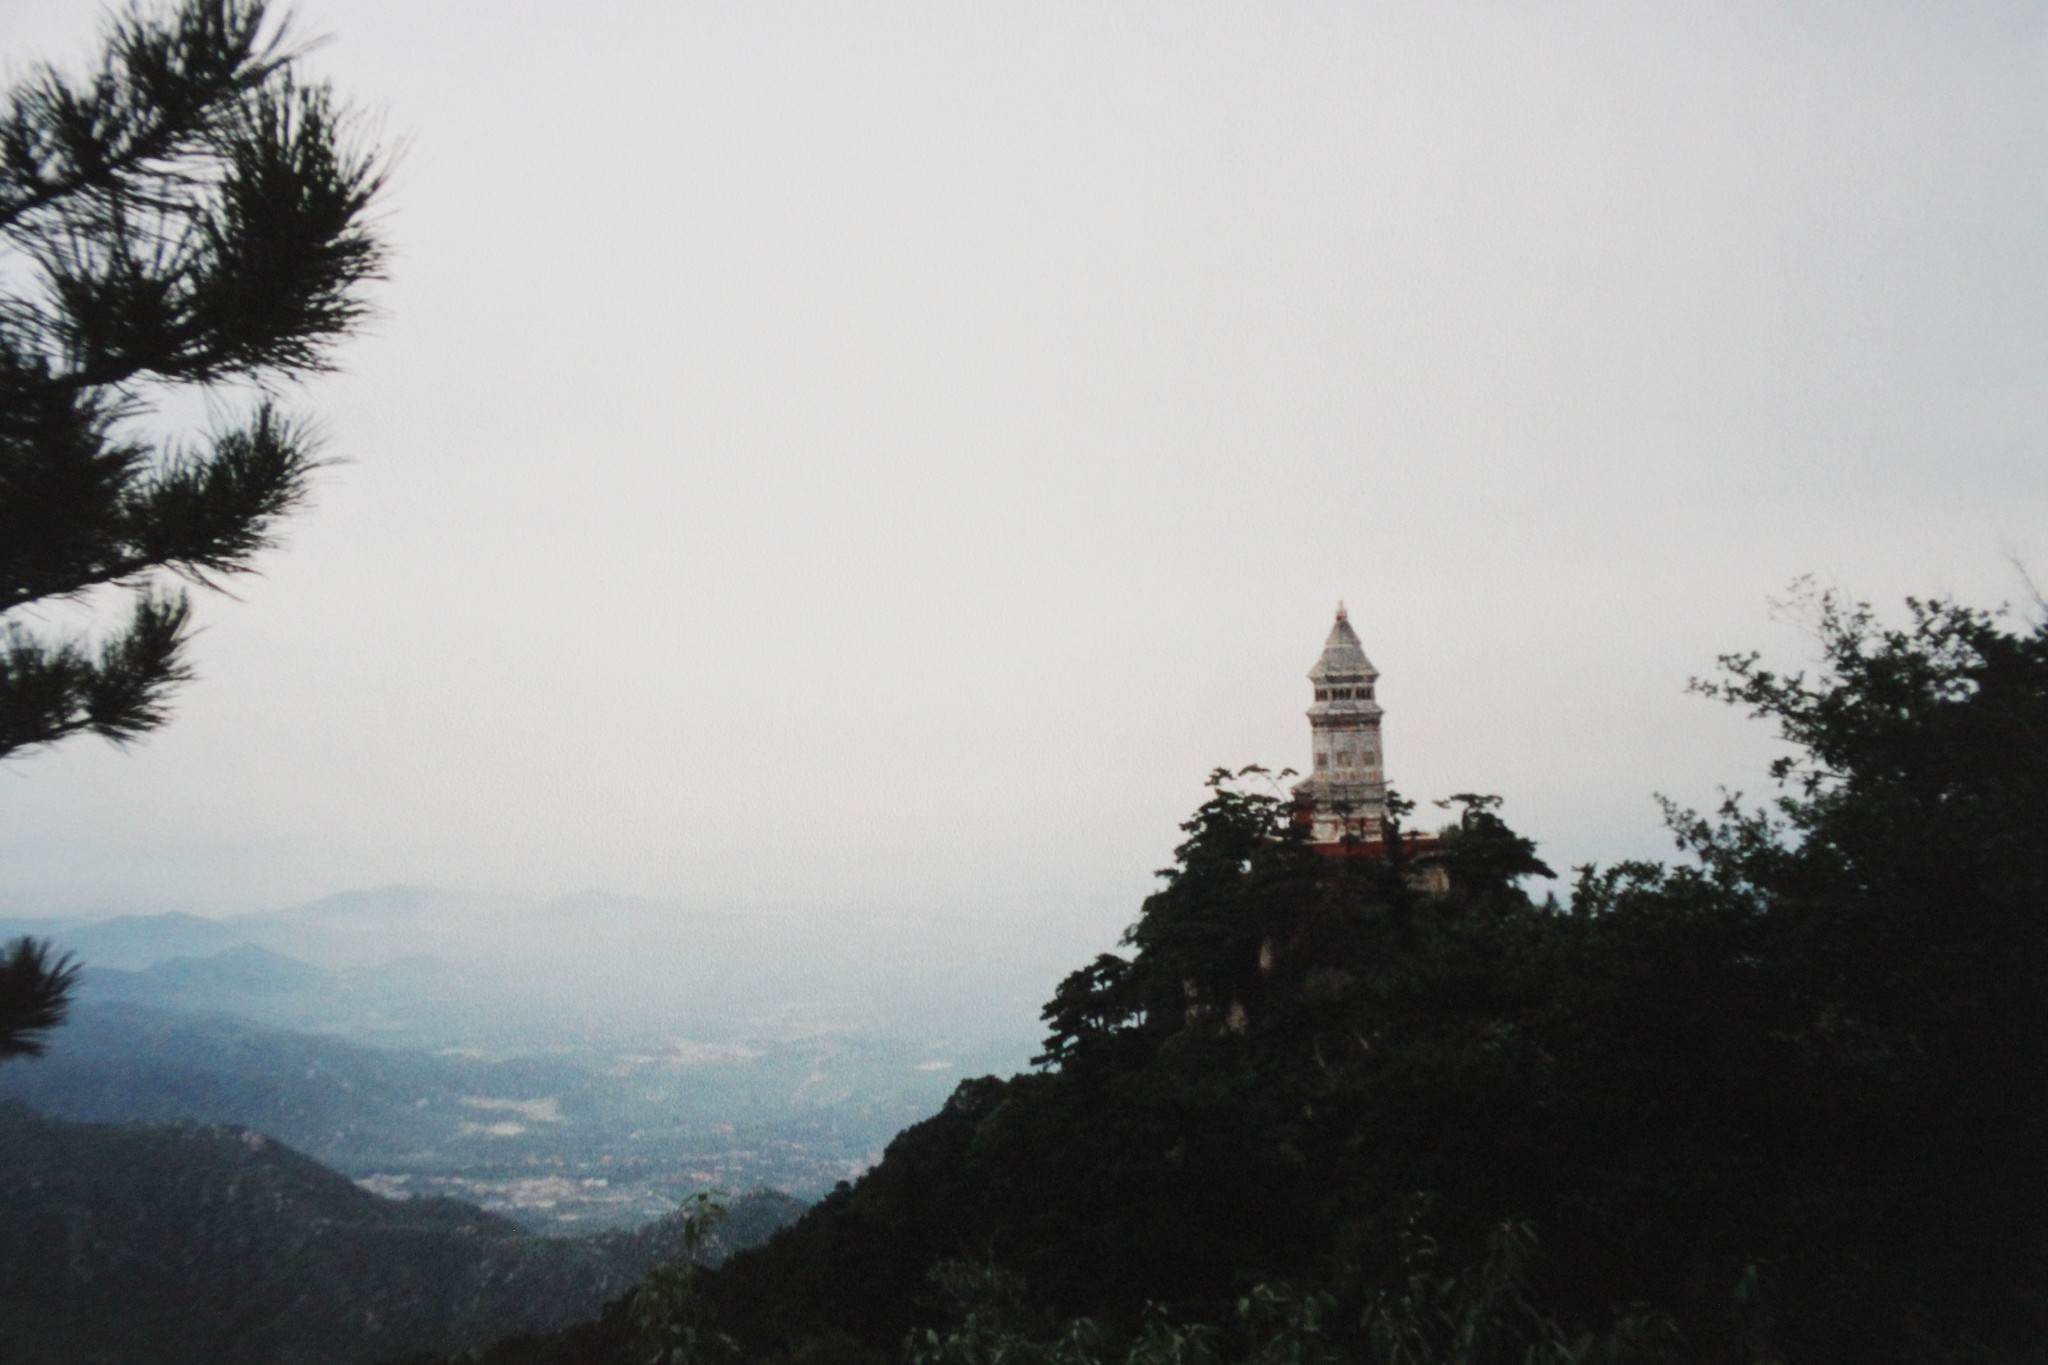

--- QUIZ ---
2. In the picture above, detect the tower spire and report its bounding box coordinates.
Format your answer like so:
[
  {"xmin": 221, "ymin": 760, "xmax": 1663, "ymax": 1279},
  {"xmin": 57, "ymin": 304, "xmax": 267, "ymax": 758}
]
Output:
[{"xmin": 1292, "ymin": 604, "xmax": 1387, "ymax": 846}]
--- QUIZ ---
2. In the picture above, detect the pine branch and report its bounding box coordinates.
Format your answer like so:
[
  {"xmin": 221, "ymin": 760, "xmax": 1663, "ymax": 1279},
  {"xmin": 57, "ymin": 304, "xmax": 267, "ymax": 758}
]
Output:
[
  {"xmin": 0, "ymin": 0, "xmax": 386, "ymax": 764},
  {"xmin": 0, "ymin": 588, "xmax": 192, "ymax": 759},
  {"xmin": 121, "ymin": 401, "xmax": 321, "ymax": 584},
  {"xmin": 0, "ymin": 377, "xmax": 144, "ymax": 602},
  {"xmin": 0, "ymin": 0, "xmax": 282, "ymax": 233},
  {"xmin": 0, "ymin": 936, "xmax": 82, "ymax": 1059},
  {"xmin": 0, "ymin": 404, "xmax": 316, "ymax": 609},
  {"xmin": 22, "ymin": 87, "xmax": 386, "ymax": 391},
  {"xmin": 3, "ymin": 1, "xmax": 386, "ymax": 393}
]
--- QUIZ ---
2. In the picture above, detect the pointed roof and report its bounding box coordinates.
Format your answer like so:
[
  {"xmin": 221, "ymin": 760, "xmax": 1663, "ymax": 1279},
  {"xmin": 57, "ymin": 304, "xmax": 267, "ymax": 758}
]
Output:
[{"xmin": 1309, "ymin": 601, "xmax": 1377, "ymax": 681}]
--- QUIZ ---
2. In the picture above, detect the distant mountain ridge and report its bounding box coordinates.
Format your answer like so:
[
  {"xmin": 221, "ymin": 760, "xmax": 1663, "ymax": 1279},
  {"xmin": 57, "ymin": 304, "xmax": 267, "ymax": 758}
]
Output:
[
  {"xmin": 0, "ymin": 887, "xmax": 865, "ymax": 1040},
  {"xmin": 0, "ymin": 910, "xmax": 245, "ymax": 971},
  {"xmin": 0, "ymin": 1001, "xmax": 596, "ymax": 1176},
  {"xmin": 1, "ymin": 882, "xmax": 1053, "ymax": 1053},
  {"xmin": 0, "ymin": 1102, "xmax": 804, "ymax": 1365},
  {"xmin": 101, "ymin": 942, "xmax": 332, "ymax": 994}
]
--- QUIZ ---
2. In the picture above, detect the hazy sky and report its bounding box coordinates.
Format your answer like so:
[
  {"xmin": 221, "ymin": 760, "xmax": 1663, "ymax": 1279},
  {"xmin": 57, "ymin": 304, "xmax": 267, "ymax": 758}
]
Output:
[{"xmin": 3, "ymin": 1, "xmax": 2044, "ymax": 944}]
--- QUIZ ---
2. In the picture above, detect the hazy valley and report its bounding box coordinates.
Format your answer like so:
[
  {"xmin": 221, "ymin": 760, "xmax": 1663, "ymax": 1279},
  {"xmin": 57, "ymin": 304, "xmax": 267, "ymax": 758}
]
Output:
[{"xmin": 0, "ymin": 886, "xmax": 1055, "ymax": 1230}]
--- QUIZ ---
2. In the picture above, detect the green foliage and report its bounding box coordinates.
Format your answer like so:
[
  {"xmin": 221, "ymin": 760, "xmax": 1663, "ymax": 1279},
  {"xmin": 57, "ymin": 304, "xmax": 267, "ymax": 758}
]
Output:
[
  {"xmin": 1431, "ymin": 794, "xmax": 1555, "ymax": 911},
  {"xmin": 0, "ymin": 0, "xmax": 387, "ymax": 762},
  {"xmin": 1553, "ymin": 590, "xmax": 2048, "ymax": 1359},
  {"xmin": 633, "ymin": 1195, "xmax": 743, "ymax": 1365},
  {"xmin": 1035, "ymin": 953, "xmax": 1138, "ymax": 1070},
  {"xmin": 904, "ymin": 1224, "xmax": 1684, "ymax": 1365},
  {"xmin": 0, "ymin": 938, "xmax": 79, "ymax": 1059},
  {"xmin": 1352, "ymin": 1222, "xmax": 1678, "ymax": 1365}
]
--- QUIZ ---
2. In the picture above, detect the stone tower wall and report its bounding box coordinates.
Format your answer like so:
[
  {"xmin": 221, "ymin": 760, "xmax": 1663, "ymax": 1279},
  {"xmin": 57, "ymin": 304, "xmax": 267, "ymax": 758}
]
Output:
[{"xmin": 1291, "ymin": 604, "xmax": 1390, "ymax": 845}]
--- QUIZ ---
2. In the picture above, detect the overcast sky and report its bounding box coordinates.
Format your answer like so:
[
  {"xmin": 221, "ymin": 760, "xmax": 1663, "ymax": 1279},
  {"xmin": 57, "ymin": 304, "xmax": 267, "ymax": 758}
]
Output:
[{"xmin": 2, "ymin": 1, "xmax": 2044, "ymax": 945}]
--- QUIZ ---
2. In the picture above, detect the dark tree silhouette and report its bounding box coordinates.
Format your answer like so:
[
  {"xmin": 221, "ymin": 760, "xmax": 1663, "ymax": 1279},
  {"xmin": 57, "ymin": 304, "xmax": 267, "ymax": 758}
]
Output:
[
  {"xmin": 0, "ymin": 0, "xmax": 388, "ymax": 1053},
  {"xmin": 0, "ymin": 938, "xmax": 80, "ymax": 1058}
]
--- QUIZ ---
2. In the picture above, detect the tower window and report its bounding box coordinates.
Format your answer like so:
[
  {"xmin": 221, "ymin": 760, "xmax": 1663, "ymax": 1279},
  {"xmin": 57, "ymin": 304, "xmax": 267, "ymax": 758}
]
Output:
[
  {"xmin": 1315, "ymin": 754, "xmax": 1327, "ymax": 770},
  {"xmin": 1315, "ymin": 688, "xmax": 1327, "ymax": 700}
]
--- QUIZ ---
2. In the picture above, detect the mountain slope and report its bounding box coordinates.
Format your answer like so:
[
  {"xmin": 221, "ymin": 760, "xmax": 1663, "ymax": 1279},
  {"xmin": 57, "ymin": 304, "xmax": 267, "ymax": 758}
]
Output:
[
  {"xmin": 0, "ymin": 1001, "xmax": 593, "ymax": 1173},
  {"xmin": 0, "ymin": 1101, "xmax": 801, "ymax": 1365}
]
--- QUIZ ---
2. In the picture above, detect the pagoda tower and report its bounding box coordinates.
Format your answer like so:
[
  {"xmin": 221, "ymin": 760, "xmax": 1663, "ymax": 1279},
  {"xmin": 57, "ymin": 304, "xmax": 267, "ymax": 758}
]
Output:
[{"xmin": 1291, "ymin": 603, "xmax": 1389, "ymax": 846}]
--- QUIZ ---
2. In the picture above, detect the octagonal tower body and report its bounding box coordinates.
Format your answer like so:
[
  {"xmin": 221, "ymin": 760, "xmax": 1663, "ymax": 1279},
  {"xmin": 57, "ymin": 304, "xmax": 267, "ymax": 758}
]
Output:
[{"xmin": 1291, "ymin": 604, "xmax": 1388, "ymax": 845}]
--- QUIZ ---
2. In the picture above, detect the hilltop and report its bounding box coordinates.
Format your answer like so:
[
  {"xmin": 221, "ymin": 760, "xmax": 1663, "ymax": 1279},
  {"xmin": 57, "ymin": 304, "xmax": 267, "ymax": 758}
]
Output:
[{"xmin": 427, "ymin": 596, "xmax": 2048, "ymax": 1364}]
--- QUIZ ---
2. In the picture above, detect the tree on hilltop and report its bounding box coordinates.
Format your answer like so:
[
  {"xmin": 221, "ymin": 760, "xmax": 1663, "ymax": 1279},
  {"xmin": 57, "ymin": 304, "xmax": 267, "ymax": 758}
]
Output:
[{"xmin": 0, "ymin": 0, "xmax": 389, "ymax": 1055}]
